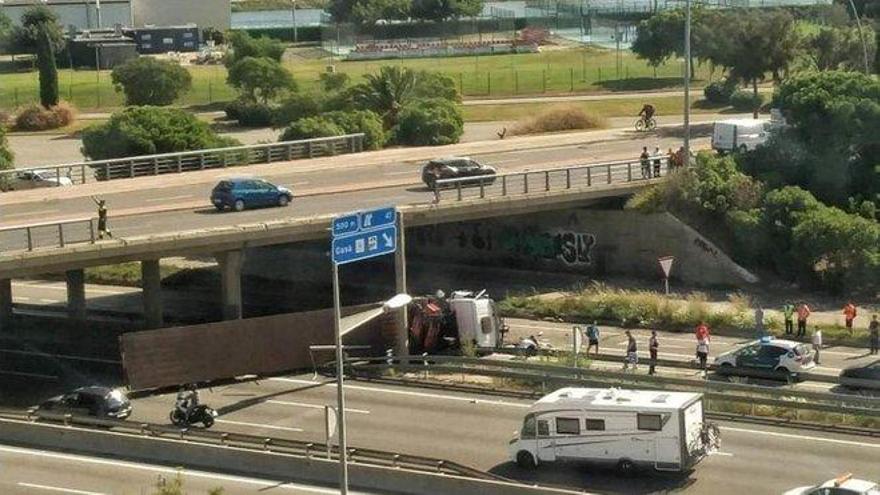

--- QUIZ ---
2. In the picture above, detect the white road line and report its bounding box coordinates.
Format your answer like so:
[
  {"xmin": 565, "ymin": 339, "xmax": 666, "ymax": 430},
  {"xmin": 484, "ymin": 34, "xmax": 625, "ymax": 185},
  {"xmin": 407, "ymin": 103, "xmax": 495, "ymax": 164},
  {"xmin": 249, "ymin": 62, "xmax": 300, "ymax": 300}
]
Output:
[
  {"xmin": 0, "ymin": 370, "xmax": 58, "ymax": 380},
  {"xmin": 709, "ymin": 452, "xmax": 735, "ymax": 457},
  {"xmin": 721, "ymin": 426, "xmax": 880, "ymax": 448},
  {"xmin": 291, "ymin": 181, "xmax": 311, "ymax": 186},
  {"xmin": 16, "ymin": 296, "xmax": 33, "ymax": 302},
  {"xmin": 144, "ymin": 194, "xmax": 193, "ymax": 203},
  {"xmin": 15, "ymin": 282, "xmax": 134, "ymax": 296},
  {"xmin": 0, "ymin": 348, "xmax": 121, "ymax": 365},
  {"xmin": 0, "ymin": 445, "xmax": 352, "ymax": 494},
  {"xmin": 38, "ymin": 299, "xmax": 60, "ymax": 304},
  {"xmin": 17, "ymin": 482, "xmax": 107, "ymax": 495},
  {"xmin": 216, "ymin": 419, "xmax": 304, "ymax": 432},
  {"xmin": 384, "ymin": 170, "xmax": 417, "ymax": 177},
  {"xmin": 2, "ymin": 210, "xmax": 60, "ymax": 219},
  {"xmin": 270, "ymin": 377, "xmax": 531, "ymax": 409},
  {"xmin": 267, "ymin": 400, "xmax": 370, "ymax": 414}
]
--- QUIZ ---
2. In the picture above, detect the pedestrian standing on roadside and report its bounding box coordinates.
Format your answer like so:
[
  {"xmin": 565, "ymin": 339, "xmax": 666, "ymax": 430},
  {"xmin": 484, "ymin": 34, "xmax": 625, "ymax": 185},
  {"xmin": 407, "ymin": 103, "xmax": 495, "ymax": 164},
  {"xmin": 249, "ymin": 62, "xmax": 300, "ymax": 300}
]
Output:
[
  {"xmin": 811, "ymin": 326, "xmax": 823, "ymax": 365},
  {"xmin": 782, "ymin": 302, "xmax": 795, "ymax": 335},
  {"xmin": 695, "ymin": 321, "xmax": 710, "ymax": 343},
  {"xmin": 640, "ymin": 147, "xmax": 651, "ymax": 179},
  {"xmin": 870, "ymin": 315, "xmax": 879, "ymax": 355},
  {"xmin": 696, "ymin": 336, "xmax": 710, "ymax": 378},
  {"xmin": 843, "ymin": 302, "xmax": 858, "ymax": 335},
  {"xmin": 91, "ymin": 196, "xmax": 112, "ymax": 239},
  {"xmin": 796, "ymin": 302, "xmax": 811, "ymax": 338},
  {"xmin": 623, "ymin": 330, "xmax": 638, "ymax": 372},
  {"xmin": 585, "ymin": 321, "xmax": 600, "ymax": 356},
  {"xmin": 653, "ymin": 146, "xmax": 662, "ymax": 177},
  {"xmin": 754, "ymin": 304, "xmax": 765, "ymax": 338},
  {"xmin": 648, "ymin": 330, "xmax": 659, "ymax": 375},
  {"xmin": 667, "ymin": 147, "xmax": 676, "ymax": 173}
]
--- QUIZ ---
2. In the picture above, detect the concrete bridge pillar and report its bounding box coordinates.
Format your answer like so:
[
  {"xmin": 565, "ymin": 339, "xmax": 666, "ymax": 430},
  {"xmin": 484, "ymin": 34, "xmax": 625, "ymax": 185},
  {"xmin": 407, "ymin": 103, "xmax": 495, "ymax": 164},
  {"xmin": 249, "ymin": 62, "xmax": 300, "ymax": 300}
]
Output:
[
  {"xmin": 0, "ymin": 279, "xmax": 12, "ymax": 332},
  {"xmin": 66, "ymin": 269, "xmax": 86, "ymax": 320},
  {"xmin": 141, "ymin": 259, "xmax": 163, "ymax": 329},
  {"xmin": 217, "ymin": 250, "xmax": 243, "ymax": 320}
]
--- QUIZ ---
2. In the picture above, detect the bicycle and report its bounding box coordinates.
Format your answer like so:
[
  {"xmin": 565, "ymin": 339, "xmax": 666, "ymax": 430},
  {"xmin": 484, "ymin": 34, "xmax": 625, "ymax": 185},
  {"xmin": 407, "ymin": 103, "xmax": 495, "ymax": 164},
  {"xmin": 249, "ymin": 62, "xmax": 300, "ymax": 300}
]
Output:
[{"xmin": 634, "ymin": 116, "xmax": 657, "ymax": 132}]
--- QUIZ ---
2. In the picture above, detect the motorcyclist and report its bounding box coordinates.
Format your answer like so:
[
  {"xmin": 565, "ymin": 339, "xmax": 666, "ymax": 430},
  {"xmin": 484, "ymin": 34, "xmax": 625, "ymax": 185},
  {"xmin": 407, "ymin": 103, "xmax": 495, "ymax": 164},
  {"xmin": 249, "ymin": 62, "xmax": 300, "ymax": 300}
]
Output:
[
  {"xmin": 175, "ymin": 384, "xmax": 200, "ymax": 420},
  {"xmin": 638, "ymin": 103, "xmax": 656, "ymax": 125}
]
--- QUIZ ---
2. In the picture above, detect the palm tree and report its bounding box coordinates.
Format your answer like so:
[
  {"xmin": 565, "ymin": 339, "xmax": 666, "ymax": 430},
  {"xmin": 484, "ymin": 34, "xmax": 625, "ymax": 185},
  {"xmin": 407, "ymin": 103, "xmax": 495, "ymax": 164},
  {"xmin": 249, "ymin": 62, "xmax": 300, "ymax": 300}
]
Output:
[{"xmin": 349, "ymin": 66, "xmax": 417, "ymax": 128}]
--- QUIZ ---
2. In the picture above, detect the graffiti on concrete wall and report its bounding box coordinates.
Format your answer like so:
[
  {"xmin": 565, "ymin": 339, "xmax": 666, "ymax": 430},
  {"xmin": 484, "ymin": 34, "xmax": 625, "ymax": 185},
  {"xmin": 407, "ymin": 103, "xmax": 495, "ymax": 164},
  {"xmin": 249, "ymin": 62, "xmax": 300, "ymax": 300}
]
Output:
[
  {"xmin": 693, "ymin": 237, "xmax": 719, "ymax": 258},
  {"xmin": 414, "ymin": 223, "xmax": 596, "ymax": 266}
]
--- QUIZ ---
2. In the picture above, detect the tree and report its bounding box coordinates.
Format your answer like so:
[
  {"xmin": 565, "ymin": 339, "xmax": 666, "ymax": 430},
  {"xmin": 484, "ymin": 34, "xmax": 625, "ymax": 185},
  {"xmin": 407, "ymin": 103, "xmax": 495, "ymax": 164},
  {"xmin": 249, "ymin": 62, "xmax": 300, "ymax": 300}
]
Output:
[
  {"xmin": 280, "ymin": 116, "xmax": 345, "ymax": 141},
  {"xmin": 805, "ymin": 24, "xmax": 877, "ymax": 71},
  {"xmin": 14, "ymin": 5, "xmax": 65, "ymax": 53},
  {"xmin": 225, "ymin": 31, "xmax": 285, "ymax": 66},
  {"xmin": 349, "ymin": 66, "xmax": 459, "ymax": 128},
  {"xmin": 392, "ymin": 98, "xmax": 463, "ymax": 146},
  {"xmin": 111, "ymin": 58, "xmax": 192, "ymax": 106},
  {"xmin": 411, "ymin": 0, "xmax": 483, "ymax": 21},
  {"xmin": 323, "ymin": 110, "xmax": 387, "ymax": 149},
  {"xmin": 0, "ymin": 124, "xmax": 14, "ymax": 190},
  {"xmin": 36, "ymin": 27, "xmax": 58, "ymax": 108},
  {"xmin": 227, "ymin": 57, "xmax": 296, "ymax": 103},
  {"xmin": 0, "ymin": 11, "xmax": 13, "ymax": 54},
  {"xmin": 328, "ymin": 0, "xmax": 410, "ymax": 24},
  {"xmin": 82, "ymin": 107, "xmax": 238, "ymax": 160},
  {"xmin": 273, "ymin": 93, "xmax": 324, "ymax": 127}
]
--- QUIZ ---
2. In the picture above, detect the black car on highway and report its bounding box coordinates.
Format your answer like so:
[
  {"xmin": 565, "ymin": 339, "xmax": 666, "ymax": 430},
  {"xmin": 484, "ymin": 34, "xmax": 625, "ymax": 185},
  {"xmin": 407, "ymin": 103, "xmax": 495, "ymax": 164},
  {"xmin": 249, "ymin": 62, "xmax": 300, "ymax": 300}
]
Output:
[
  {"xmin": 421, "ymin": 157, "xmax": 497, "ymax": 189},
  {"xmin": 839, "ymin": 361, "xmax": 880, "ymax": 392},
  {"xmin": 38, "ymin": 386, "xmax": 132, "ymax": 419}
]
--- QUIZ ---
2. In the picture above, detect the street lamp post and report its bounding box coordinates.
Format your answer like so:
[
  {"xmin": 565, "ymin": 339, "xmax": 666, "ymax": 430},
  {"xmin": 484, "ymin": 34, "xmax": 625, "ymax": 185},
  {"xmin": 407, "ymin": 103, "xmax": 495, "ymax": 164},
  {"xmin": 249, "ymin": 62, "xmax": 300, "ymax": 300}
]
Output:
[
  {"xmin": 683, "ymin": 0, "xmax": 691, "ymax": 166},
  {"xmin": 331, "ymin": 292, "xmax": 412, "ymax": 494},
  {"xmin": 846, "ymin": 0, "xmax": 871, "ymax": 74}
]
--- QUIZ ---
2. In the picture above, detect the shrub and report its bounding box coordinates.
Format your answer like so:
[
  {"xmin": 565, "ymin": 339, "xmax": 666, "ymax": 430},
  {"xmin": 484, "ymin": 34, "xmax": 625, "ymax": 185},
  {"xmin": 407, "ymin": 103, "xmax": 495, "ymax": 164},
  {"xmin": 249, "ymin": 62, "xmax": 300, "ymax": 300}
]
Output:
[
  {"xmin": 703, "ymin": 79, "xmax": 737, "ymax": 104},
  {"xmin": 111, "ymin": 57, "xmax": 192, "ymax": 106},
  {"xmin": 392, "ymin": 98, "xmax": 463, "ymax": 146},
  {"xmin": 227, "ymin": 56, "xmax": 295, "ymax": 104},
  {"xmin": 511, "ymin": 107, "xmax": 605, "ymax": 135},
  {"xmin": 729, "ymin": 89, "xmax": 765, "ymax": 112},
  {"xmin": 14, "ymin": 102, "xmax": 75, "ymax": 130},
  {"xmin": 272, "ymin": 93, "xmax": 323, "ymax": 127},
  {"xmin": 225, "ymin": 99, "xmax": 274, "ymax": 127},
  {"xmin": 279, "ymin": 116, "xmax": 345, "ymax": 142},
  {"xmin": 319, "ymin": 71, "xmax": 349, "ymax": 92},
  {"xmin": 0, "ymin": 110, "xmax": 10, "ymax": 127},
  {"xmin": 225, "ymin": 30, "xmax": 285, "ymax": 66},
  {"xmin": 36, "ymin": 26, "xmax": 58, "ymax": 108},
  {"xmin": 322, "ymin": 110, "xmax": 386, "ymax": 150},
  {"xmin": 0, "ymin": 124, "xmax": 14, "ymax": 190},
  {"xmin": 81, "ymin": 106, "xmax": 238, "ymax": 160}
]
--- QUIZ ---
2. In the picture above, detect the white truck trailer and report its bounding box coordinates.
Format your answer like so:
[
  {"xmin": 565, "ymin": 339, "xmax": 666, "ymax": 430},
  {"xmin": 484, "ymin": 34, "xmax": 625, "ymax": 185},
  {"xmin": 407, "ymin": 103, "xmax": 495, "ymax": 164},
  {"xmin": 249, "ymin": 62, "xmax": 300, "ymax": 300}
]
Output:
[{"xmin": 509, "ymin": 387, "xmax": 718, "ymax": 474}]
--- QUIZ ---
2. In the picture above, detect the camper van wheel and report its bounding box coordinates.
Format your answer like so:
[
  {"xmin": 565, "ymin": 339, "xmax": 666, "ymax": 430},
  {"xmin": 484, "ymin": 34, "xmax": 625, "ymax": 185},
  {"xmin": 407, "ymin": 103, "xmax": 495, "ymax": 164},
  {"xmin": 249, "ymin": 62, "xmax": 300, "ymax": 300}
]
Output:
[
  {"xmin": 616, "ymin": 459, "xmax": 636, "ymax": 476},
  {"xmin": 516, "ymin": 451, "xmax": 537, "ymax": 469}
]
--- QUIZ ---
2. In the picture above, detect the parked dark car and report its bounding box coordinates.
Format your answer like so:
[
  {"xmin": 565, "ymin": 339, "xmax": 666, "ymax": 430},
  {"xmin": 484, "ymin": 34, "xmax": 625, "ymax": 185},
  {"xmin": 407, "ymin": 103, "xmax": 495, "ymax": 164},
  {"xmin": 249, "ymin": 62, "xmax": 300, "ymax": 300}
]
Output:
[
  {"xmin": 38, "ymin": 386, "xmax": 132, "ymax": 419},
  {"xmin": 211, "ymin": 177, "xmax": 293, "ymax": 212},
  {"xmin": 421, "ymin": 157, "xmax": 497, "ymax": 189},
  {"xmin": 840, "ymin": 361, "xmax": 880, "ymax": 391}
]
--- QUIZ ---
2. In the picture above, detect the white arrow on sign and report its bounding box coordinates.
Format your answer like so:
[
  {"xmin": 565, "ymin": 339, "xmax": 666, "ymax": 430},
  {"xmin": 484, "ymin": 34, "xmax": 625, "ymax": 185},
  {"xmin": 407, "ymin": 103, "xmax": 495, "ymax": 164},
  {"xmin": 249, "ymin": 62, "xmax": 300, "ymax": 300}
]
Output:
[
  {"xmin": 658, "ymin": 256, "xmax": 674, "ymax": 277},
  {"xmin": 382, "ymin": 231, "xmax": 393, "ymax": 248}
]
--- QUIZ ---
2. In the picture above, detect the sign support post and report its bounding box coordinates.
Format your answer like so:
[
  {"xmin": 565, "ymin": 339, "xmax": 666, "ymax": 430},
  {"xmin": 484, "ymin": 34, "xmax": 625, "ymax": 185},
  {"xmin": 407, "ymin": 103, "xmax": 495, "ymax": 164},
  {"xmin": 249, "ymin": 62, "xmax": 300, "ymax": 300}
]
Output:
[
  {"xmin": 658, "ymin": 256, "xmax": 675, "ymax": 296},
  {"xmin": 331, "ymin": 262, "xmax": 348, "ymax": 494}
]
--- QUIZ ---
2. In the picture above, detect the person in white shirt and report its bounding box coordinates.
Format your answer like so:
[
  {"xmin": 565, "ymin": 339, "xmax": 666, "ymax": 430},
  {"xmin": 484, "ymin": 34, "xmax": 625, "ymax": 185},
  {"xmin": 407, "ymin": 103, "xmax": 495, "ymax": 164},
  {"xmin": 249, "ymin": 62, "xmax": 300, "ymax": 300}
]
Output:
[{"xmin": 811, "ymin": 327, "xmax": 822, "ymax": 365}]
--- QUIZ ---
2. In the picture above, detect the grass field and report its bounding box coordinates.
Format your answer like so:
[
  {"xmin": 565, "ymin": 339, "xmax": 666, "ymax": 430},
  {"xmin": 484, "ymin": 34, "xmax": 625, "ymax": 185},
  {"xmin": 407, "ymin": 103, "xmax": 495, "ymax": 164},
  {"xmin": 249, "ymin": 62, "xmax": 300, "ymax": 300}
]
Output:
[{"xmin": 0, "ymin": 46, "xmax": 715, "ymax": 111}]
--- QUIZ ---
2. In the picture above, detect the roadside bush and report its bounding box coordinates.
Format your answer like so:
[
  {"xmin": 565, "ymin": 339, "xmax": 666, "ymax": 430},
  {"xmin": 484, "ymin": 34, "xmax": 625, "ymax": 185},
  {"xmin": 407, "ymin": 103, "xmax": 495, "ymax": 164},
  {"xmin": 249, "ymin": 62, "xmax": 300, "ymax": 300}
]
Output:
[
  {"xmin": 272, "ymin": 93, "xmax": 323, "ymax": 127},
  {"xmin": 511, "ymin": 107, "xmax": 605, "ymax": 135},
  {"xmin": 227, "ymin": 56, "xmax": 295, "ymax": 104},
  {"xmin": 0, "ymin": 124, "xmax": 13, "ymax": 190},
  {"xmin": 0, "ymin": 111, "xmax": 10, "ymax": 127},
  {"xmin": 279, "ymin": 116, "xmax": 345, "ymax": 142},
  {"xmin": 392, "ymin": 98, "xmax": 463, "ymax": 146},
  {"xmin": 13, "ymin": 102, "xmax": 75, "ymax": 130},
  {"xmin": 111, "ymin": 57, "xmax": 192, "ymax": 106},
  {"xmin": 703, "ymin": 79, "xmax": 737, "ymax": 104},
  {"xmin": 224, "ymin": 99, "xmax": 274, "ymax": 127},
  {"xmin": 81, "ymin": 106, "xmax": 238, "ymax": 160},
  {"xmin": 225, "ymin": 30, "xmax": 285, "ymax": 66},
  {"xmin": 319, "ymin": 71, "xmax": 349, "ymax": 92},
  {"xmin": 322, "ymin": 110, "xmax": 386, "ymax": 150},
  {"xmin": 729, "ymin": 89, "xmax": 764, "ymax": 112}
]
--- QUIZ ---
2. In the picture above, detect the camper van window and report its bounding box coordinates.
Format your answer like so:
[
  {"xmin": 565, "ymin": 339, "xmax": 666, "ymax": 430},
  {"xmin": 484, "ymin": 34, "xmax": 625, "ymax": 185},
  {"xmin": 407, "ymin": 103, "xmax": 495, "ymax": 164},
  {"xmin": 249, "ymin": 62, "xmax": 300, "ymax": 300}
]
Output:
[
  {"xmin": 556, "ymin": 417, "xmax": 580, "ymax": 435},
  {"xmin": 637, "ymin": 413, "xmax": 663, "ymax": 431},
  {"xmin": 521, "ymin": 415, "xmax": 536, "ymax": 438},
  {"xmin": 585, "ymin": 419, "xmax": 605, "ymax": 431},
  {"xmin": 537, "ymin": 420, "xmax": 550, "ymax": 437}
]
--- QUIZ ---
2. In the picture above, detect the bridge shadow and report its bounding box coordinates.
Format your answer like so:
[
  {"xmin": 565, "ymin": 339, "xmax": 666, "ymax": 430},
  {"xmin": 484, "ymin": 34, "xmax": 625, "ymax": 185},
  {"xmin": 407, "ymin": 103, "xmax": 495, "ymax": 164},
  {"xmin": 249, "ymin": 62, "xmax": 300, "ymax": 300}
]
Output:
[{"xmin": 489, "ymin": 460, "xmax": 696, "ymax": 494}]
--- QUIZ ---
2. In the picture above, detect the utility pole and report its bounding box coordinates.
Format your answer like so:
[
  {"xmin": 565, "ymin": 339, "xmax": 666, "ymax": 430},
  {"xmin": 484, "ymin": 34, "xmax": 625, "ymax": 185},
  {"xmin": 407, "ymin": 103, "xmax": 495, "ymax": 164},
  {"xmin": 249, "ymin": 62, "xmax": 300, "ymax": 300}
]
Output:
[
  {"xmin": 683, "ymin": 0, "xmax": 691, "ymax": 166},
  {"xmin": 846, "ymin": 0, "xmax": 871, "ymax": 74}
]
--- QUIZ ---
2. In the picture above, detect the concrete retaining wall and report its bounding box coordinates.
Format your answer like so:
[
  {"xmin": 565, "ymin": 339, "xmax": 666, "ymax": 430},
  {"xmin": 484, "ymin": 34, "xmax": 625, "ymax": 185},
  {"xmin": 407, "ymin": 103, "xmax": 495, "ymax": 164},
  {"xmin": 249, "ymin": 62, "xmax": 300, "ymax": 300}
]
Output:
[{"xmin": 0, "ymin": 419, "xmax": 580, "ymax": 495}]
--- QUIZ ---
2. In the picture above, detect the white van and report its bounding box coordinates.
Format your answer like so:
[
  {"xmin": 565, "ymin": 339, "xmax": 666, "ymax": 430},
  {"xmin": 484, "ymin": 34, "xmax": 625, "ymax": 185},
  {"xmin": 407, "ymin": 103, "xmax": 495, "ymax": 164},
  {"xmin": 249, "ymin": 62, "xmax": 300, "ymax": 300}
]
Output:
[
  {"xmin": 509, "ymin": 388, "xmax": 718, "ymax": 474},
  {"xmin": 712, "ymin": 118, "xmax": 770, "ymax": 153}
]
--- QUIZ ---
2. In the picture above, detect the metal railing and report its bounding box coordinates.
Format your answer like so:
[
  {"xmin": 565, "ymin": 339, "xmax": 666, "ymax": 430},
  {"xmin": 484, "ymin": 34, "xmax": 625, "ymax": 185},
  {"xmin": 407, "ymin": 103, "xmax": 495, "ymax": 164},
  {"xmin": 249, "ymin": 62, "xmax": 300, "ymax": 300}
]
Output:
[
  {"xmin": 0, "ymin": 217, "xmax": 95, "ymax": 252},
  {"xmin": 431, "ymin": 155, "xmax": 672, "ymax": 203},
  {"xmin": 0, "ymin": 134, "xmax": 365, "ymax": 189}
]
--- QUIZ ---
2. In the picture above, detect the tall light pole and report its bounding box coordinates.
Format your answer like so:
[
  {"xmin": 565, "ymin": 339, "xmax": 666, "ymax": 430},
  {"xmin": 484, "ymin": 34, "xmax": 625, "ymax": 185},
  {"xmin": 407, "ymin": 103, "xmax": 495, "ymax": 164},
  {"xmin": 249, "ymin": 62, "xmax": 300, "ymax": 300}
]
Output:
[
  {"xmin": 846, "ymin": 0, "xmax": 871, "ymax": 74},
  {"xmin": 683, "ymin": 0, "xmax": 691, "ymax": 166}
]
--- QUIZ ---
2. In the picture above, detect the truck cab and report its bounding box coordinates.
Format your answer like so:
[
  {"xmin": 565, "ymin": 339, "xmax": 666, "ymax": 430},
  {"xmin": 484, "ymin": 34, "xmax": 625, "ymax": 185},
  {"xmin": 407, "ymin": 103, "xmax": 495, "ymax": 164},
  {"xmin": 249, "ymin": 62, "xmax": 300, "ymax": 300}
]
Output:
[{"xmin": 449, "ymin": 290, "xmax": 506, "ymax": 350}]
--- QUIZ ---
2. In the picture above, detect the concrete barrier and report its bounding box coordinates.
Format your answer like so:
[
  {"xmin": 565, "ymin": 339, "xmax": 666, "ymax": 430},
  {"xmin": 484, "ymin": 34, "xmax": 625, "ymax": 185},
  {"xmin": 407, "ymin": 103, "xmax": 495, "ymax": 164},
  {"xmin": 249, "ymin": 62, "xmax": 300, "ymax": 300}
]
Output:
[{"xmin": 0, "ymin": 418, "xmax": 584, "ymax": 495}]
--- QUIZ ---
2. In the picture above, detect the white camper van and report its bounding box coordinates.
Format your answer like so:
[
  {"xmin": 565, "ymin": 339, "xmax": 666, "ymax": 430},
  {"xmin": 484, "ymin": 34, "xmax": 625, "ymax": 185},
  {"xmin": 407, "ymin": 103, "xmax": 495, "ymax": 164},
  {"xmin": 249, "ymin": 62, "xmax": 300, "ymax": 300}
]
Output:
[
  {"xmin": 712, "ymin": 118, "xmax": 769, "ymax": 153},
  {"xmin": 509, "ymin": 388, "xmax": 718, "ymax": 474}
]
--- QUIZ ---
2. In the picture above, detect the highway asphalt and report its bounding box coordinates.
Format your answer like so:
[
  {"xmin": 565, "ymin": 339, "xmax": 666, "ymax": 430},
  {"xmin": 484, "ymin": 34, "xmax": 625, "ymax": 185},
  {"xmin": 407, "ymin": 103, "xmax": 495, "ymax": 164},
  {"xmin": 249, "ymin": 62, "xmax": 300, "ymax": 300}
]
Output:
[
  {"xmin": 121, "ymin": 374, "xmax": 880, "ymax": 495},
  {"xmin": 0, "ymin": 444, "xmax": 368, "ymax": 495}
]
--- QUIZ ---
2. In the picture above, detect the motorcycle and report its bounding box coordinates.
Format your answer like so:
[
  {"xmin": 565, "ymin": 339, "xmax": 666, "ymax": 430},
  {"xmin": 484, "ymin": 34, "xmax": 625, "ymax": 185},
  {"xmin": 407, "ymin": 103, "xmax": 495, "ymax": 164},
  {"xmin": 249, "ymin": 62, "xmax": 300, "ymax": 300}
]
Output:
[{"xmin": 169, "ymin": 404, "xmax": 218, "ymax": 428}]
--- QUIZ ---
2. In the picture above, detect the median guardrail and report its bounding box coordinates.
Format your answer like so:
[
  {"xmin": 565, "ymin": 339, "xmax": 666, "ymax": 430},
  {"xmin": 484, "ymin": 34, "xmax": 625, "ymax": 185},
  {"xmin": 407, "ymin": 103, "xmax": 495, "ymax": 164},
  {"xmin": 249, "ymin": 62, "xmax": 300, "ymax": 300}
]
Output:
[
  {"xmin": 431, "ymin": 155, "xmax": 672, "ymax": 203},
  {"xmin": 0, "ymin": 217, "xmax": 95, "ymax": 252},
  {"xmin": 0, "ymin": 134, "xmax": 365, "ymax": 188}
]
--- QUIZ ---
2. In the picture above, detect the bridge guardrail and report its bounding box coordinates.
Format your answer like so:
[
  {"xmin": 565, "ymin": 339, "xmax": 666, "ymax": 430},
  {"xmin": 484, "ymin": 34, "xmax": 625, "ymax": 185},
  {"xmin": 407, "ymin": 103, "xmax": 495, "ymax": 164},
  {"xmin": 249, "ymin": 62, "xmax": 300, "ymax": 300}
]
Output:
[
  {"xmin": 0, "ymin": 217, "xmax": 95, "ymax": 252},
  {"xmin": 431, "ymin": 155, "xmax": 672, "ymax": 203},
  {"xmin": 0, "ymin": 134, "xmax": 365, "ymax": 189}
]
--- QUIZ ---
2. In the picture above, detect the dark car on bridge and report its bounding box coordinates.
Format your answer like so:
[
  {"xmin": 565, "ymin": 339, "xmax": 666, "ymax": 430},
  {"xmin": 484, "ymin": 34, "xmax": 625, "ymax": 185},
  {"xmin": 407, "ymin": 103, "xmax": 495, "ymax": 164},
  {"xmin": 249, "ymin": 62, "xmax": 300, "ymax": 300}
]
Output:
[
  {"xmin": 38, "ymin": 386, "xmax": 132, "ymax": 420},
  {"xmin": 839, "ymin": 361, "xmax": 880, "ymax": 393},
  {"xmin": 421, "ymin": 157, "xmax": 497, "ymax": 189},
  {"xmin": 211, "ymin": 177, "xmax": 293, "ymax": 212}
]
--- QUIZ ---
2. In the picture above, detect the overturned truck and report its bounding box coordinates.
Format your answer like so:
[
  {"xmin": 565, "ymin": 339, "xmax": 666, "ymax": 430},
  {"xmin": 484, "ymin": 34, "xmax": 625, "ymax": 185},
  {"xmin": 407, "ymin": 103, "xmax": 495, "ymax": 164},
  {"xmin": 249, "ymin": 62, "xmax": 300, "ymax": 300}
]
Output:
[{"xmin": 408, "ymin": 290, "xmax": 508, "ymax": 355}]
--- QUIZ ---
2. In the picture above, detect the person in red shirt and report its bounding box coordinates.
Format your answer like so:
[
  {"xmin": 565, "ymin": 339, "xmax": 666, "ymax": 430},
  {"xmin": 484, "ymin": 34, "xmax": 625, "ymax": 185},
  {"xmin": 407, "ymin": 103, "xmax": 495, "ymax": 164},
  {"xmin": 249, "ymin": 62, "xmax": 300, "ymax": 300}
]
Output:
[
  {"xmin": 843, "ymin": 302, "xmax": 858, "ymax": 334},
  {"xmin": 695, "ymin": 322, "xmax": 710, "ymax": 343},
  {"xmin": 796, "ymin": 302, "xmax": 811, "ymax": 338}
]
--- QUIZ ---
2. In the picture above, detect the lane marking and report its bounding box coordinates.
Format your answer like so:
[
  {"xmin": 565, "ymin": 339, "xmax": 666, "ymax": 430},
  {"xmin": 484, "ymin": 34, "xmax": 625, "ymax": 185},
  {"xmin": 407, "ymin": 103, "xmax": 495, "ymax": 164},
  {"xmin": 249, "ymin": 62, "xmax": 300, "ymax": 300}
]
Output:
[
  {"xmin": 216, "ymin": 419, "xmax": 304, "ymax": 432},
  {"xmin": 145, "ymin": 195, "xmax": 193, "ymax": 203},
  {"xmin": 0, "ymin": 348, "xmax": 121, "ymax": 365},
  {"xmin": 0, "ymin": 445, "xmax": 349, "ymax": 494},
  {"xmin": 14, "ymin": 282, "xmax": 135, "ymax": 296},
  {"xmin": 721, "ymin": 426, "xmax": 880, "ymax": 449},
  {"xmin": 384, "ymin": 170, "xmax": 417, "ymax": 177},
  {"xmin": 0, "ymin": 370, "xmax": 58, "ymax": 380},
  {"xmin": 267, "ymin": 400, "xmax": 370, "ymax": 414},
  {"xmin": 17, "ymin": 483, "xmax": 106, "ymax": 495},
  {"xmin": 2, "ymin": 210, "xmax": 61, "ymax": 219},
  {"xmin": 39, "ymin": 299, "xmax": 60, "ymax": 304},
  {"xmin": 709, "ymin": 452, "xmax": 734, "ymax": 457}
]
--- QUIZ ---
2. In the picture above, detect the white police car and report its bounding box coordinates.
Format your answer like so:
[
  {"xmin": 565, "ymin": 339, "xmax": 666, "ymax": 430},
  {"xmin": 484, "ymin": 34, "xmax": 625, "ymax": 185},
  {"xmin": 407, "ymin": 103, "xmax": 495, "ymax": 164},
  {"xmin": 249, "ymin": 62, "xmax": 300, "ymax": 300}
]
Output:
[
  {"xmin": 714, "ymin": 337, "xmax": 815, "ymax": 378},
  {"xmin": 784, "ymin": 473, "xmax": 879, "ymax": 495}
]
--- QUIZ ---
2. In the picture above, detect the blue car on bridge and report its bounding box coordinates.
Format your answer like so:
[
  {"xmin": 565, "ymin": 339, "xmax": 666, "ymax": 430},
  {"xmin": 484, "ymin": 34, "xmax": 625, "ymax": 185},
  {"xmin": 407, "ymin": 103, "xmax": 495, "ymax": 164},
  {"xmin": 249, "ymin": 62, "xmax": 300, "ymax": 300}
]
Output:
[{"xmin": 211, "ymin": 177, "xmax": 293, "ymax": 212}]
